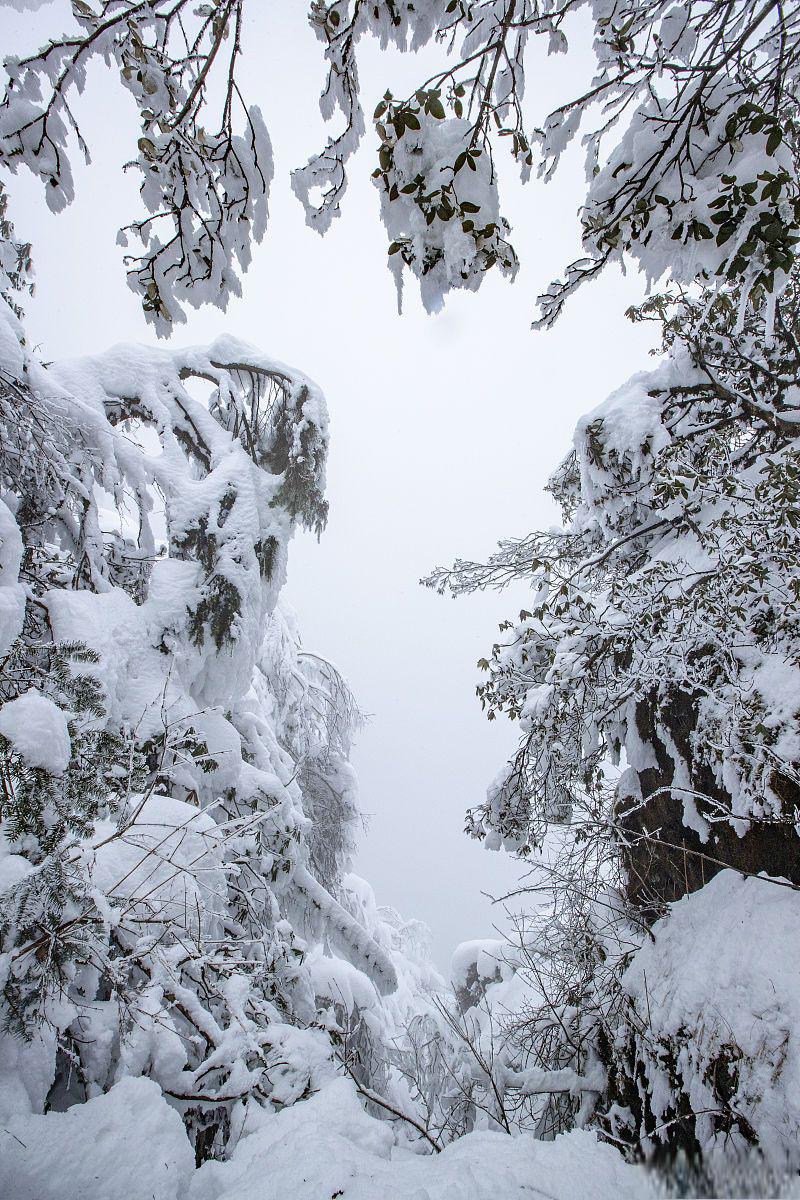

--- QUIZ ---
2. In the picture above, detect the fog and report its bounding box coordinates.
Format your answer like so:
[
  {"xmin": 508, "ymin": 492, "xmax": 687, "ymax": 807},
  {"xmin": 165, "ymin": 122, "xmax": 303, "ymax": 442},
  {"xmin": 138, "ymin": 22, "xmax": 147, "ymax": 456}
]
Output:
[{"xmin": 1, "ymin": 1, "xmax": 657, "ymax": 969}]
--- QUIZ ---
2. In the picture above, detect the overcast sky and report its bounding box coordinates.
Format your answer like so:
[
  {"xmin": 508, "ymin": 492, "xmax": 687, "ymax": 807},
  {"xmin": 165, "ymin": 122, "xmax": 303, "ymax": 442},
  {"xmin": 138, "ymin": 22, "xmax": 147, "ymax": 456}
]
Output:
[{"xmin": 1, "ymin": 1, "xmax": 658, "ymax": 970}]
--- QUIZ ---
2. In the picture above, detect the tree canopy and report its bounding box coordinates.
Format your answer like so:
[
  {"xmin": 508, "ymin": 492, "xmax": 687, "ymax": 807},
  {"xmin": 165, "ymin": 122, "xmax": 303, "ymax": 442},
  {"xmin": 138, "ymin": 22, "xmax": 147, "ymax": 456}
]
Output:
[{"xmin": 2, "ymin": 1, "xmax": 797, "ymax": 327}]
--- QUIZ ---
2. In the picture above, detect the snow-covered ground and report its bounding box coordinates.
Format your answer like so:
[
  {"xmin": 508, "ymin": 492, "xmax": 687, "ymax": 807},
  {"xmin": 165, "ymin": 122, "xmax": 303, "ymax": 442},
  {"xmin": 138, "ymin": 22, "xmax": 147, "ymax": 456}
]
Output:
[{"xmin": 0, "ymin": 1074, "xmax": 659, "ymax": 1200}]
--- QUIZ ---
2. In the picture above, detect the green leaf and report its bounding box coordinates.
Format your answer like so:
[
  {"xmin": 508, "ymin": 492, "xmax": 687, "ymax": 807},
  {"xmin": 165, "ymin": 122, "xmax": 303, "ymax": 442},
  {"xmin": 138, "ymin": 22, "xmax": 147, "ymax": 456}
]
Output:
[
  {"xmin": 766, "ymin": 128, "xmax": 782, "ymax": 155},
  {"xmin": 461, "ymin": 201, "xmax": 480, "ymax": 212},
  {"xmin": 428, "ymin": 97, "xmax": 446, "ymax": 120}
]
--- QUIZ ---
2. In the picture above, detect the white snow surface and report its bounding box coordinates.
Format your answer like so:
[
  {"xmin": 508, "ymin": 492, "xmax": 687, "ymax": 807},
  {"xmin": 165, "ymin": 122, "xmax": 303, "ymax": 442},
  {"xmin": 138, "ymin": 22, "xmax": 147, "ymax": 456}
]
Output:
[
  {"xmin": 0, "ymin": 687, "xmax": 72, "ymax": 773},
  {"xmin": 0, "ymin": 1074, "xmax": 660, "ymax": 1200},
  {"xmin": 188, "ymin": 1077, "xmax": 657, "ymax": 1200},
  {"xmin": 0, "ymin": 1076, "xmax": 194, "ymax": 1200},
  {"xmin": 0, "ymin": 1019, "xmax": 56, "ymax": 1120}
]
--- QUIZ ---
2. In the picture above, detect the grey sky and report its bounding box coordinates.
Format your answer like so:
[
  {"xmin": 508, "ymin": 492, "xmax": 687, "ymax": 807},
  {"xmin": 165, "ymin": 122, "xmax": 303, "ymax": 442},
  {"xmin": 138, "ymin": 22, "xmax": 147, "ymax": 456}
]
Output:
[{"xmin": 1, "ymin": 1, "xmax": 658, "ymax": 970}]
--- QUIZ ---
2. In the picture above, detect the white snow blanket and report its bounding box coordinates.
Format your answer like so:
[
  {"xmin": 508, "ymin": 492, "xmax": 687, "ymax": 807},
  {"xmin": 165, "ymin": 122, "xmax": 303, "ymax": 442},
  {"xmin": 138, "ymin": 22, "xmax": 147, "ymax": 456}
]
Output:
[
  {"xmin": 0, "ymin": 1075, "xmax": 659, "ymax": 1200},
  {"xmin": 0, "ymin": 1075, "xmax": 662, "ymax": 1195},
  {"xmin": 188, "ymin": 1078, "xmax": 655, "ymax": 1200},
  {"xmin": 0, "ymin": 1077, "xmax": 193, "ymax": 1200},
  {"xmin": 0, "ymin": 688, "xmax": 71, "ymax": 773}
]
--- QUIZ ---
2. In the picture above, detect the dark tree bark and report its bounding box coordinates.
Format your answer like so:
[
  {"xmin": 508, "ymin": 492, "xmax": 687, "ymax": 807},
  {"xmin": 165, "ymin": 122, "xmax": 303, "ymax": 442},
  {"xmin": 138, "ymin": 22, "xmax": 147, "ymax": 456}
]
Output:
[{"xmin": 617, "ymin": 690, "xmax": 800, "ymax": 921}]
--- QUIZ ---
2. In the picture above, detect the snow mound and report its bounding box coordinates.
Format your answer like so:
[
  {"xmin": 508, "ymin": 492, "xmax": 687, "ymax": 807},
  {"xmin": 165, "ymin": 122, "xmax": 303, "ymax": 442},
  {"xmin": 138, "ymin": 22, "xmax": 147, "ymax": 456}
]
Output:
[
  {"xmin": 0, "ymin": 688, "xmax": 71, "ymax": 773},
  {"xmin": 189, "ymin": 1077, "xmax": 657, "ymax": 1200},
  {"xmin": 0, "ymin": 1076, "xmax": 194, "ymax": 1200},
  {"xmin": 623, "ymin": 869, "xmax": 800, "ymax": 1171}
]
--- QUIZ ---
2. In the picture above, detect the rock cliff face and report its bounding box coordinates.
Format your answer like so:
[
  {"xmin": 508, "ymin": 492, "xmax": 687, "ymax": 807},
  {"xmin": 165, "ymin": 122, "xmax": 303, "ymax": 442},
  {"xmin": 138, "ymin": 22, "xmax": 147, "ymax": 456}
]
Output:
[{"xmin": 617, "ymin": 689, "xmax": 800, "ymax": 921}]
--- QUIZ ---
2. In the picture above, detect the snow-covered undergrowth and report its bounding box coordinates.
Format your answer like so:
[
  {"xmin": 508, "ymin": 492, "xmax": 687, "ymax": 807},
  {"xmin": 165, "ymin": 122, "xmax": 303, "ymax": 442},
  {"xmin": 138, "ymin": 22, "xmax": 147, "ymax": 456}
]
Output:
[{"xmin": 446, "ymin": 873, "xmax": 800, "ymax": 1196}]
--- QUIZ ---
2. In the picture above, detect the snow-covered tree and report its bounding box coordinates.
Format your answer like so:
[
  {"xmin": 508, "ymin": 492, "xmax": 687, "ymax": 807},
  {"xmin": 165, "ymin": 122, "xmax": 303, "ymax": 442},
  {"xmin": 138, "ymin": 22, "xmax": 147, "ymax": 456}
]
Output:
[
  {"xmin": 425, "ymin": 183, "xmax": 800, "ymax": 1195},
  {"xmin": 3, "ymin": 1, "xmax": 797, "ymax": 327},
  {"xmin": 0, "ymin": 16, "xmax": 456, "ymax": 1161},
  {"xmin": 316, "ymin": 1, "xmax": 800, "ymax": 321},
  {"xmin": 429, "ymin": 273, "xmax": 800, "ymax": 871},
  {"xmin": 409, "ymin": 1, "xmax": 800, "ymax": 1183},
  {"xmin": 0, "ymin": 300, "xmax": 462, "ymax": 1163}
]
